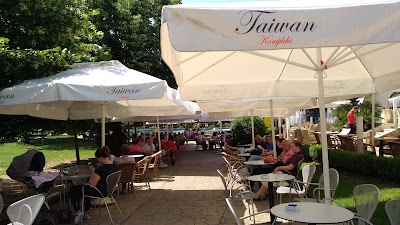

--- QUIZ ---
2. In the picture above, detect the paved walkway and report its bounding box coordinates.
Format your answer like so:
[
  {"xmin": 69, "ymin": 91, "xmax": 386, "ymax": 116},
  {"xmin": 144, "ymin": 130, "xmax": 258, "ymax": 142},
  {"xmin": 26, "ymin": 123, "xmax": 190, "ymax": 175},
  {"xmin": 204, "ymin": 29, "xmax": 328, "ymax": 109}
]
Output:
[{"xmin": 74, "ymin": 142, "xmax": 288, "ymax": 225}]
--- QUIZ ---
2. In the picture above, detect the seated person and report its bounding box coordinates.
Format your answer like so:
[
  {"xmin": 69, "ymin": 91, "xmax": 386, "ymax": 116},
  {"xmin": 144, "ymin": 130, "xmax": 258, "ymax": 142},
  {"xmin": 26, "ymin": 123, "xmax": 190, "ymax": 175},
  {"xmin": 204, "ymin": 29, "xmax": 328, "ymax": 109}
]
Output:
[
  {"xmin": 253, "ymin": 141, "xmax": 305, "ymax": 200},
  {"xmin": 209, "ymin": 132, "xmax": 219, "ymax": 149},
  {"xmin": 196, "ymin": 132, "xmax": 208, "ymax": 150},
  {"xmin": 143, "ymin": 137, "xmax": 156, "ymax": 156},
  {"xmin": 138, "ymin": 135, "xmax": 146, "ymax": 147},
  {"xmin": 70, "ymin": 146, "xmax": 119, "ymax": 224},
  {"xmin": 114, "ymin": 144, "xmax": 136, "ymax": 165},
  {"xmin": 247, "ymin": 134, "xmax": 273, "ymax": 162},
  {"xmin": 129, "ymin": 138, "xmax": 143, "ymax": 154}
]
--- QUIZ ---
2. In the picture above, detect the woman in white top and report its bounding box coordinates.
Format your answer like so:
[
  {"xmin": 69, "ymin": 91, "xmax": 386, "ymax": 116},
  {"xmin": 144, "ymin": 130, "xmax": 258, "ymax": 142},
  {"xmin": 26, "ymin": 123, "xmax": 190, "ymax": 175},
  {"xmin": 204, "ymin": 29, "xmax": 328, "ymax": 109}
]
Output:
[{"xmin": 142, "ymin": 137, "xmax": 156, "ymax": 156}]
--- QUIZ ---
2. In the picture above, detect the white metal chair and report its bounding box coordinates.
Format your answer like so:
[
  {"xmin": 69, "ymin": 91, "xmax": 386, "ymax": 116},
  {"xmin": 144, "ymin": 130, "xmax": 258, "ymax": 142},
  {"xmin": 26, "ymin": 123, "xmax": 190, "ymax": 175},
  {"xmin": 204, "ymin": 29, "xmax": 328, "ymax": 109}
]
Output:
[
  {"xmin": 7, "ymin": 194, "xmax": 45, "ymax": 225},
  {"xmin": 0, "ymin": 193, "xmax": 3, "ymax": 213},
  {"xmin": 385, "ymin": 198, "xmax": 400, "ymax": 225},
  {"xmin": 293, "ymin": 168, "xmax": 339, "ymax": 202},
  {"xmin": 81, "ymin": 170, "xmax": 124, "ymax": 225},
  {"xmin": 353, "ymin": 184, "xmax": 380, "ymax": 225},
  {"xmin": 217, "ymin": 169, "xmax": 229, "ymax": 197},
  {"xmin": 225, "ymin": 196, "xmax": 270, "ymax": 225},
  {"xmin": 320, "ymin": 197, "xmax": 375, "ymax": 225},
  {"xmin": 276, "ymin": 164, "xmax": 316, "ymax": 203}
]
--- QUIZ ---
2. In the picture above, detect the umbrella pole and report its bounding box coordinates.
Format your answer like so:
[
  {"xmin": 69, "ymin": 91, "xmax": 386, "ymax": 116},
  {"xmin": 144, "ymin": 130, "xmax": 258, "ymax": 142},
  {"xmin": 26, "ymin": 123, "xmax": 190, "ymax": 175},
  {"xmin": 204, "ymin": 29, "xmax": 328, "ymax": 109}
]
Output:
[
  {"xmin": 270, "ymin": 100, "xmax": 277, "ymax": 158},
  {"xmin": 317, "ymin": 48, "xmax": 331, "ymax": 202},
  {"xmin": 251, "ymin": 110, "xmax": 255, "ymax": 148},
  {"xmin": 371, "ymin": 92, "xmax": 375, "ymax": 147},
  {"xmin": 157, "ymin": 116, "xmax": 161, "ymax": 151},
  {"xmin": 101, "ymin": 104, "xmax": 106, "ymax": 147}
]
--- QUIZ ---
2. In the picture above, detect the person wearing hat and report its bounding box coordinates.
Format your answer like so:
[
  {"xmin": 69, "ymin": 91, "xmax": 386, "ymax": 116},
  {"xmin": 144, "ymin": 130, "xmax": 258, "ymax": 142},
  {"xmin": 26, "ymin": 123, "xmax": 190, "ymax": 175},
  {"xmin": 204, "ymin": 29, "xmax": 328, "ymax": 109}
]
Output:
[{"xmin": 347, "ymin": 106, "xmax": 359, "ymax": 134}]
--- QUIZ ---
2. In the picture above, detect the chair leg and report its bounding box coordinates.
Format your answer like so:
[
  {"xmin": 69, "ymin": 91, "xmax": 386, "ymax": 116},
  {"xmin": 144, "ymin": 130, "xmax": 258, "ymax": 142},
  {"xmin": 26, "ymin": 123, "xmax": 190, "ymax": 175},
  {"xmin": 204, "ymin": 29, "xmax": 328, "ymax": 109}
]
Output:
[
  {"xmin": 103, "ymin": 198, "xmax": 114, "ymax": 225},
  {"xmin": 111, "ymin": 197, "xmax": 124, "ymax": 219}
]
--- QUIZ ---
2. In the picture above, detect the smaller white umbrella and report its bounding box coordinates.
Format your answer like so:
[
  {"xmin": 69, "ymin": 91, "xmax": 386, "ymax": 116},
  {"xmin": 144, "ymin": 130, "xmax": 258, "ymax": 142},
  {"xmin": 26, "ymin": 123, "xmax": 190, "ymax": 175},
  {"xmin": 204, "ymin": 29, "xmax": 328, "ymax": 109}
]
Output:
[{"xmin": 0, "ymin": 60, "xmax": 167, "ymax": 147}]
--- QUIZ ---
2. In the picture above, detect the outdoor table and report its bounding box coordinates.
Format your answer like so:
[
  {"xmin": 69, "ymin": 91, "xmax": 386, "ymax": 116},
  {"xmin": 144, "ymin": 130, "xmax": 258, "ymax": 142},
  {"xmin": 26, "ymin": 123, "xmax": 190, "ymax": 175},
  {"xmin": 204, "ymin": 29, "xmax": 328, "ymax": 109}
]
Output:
[
  {"xmin": 374, "ymin": 137, "xmax": 400, "ymax": 157},
  {"xmin": 237, "ymin": 144, "xmax": 252, "ymax": 148},
  {"xmin": 62, "ymin": 172, "xmax": 91, "ymax": 208},
  {"xmin": 271, "ymin": 202, "xmax": 354, "ymax": 225},
  {"xmin": 238, "ymin": 153, "xmax": 251, "ymax": 161},
  {"xmin": 243, "ymin": 159, "xmax": 272, "ymax": 166},
  {"xmin": 247, "ymin": 173, "xmax": 294, "ymax": 222}
]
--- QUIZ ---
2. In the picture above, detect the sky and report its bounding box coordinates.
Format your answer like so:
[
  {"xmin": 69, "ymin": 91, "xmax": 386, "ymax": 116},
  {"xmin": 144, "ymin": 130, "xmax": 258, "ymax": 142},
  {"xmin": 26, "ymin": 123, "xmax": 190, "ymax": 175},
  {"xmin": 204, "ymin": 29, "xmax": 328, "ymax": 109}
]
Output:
[{"xmin": 182, "ymin": 0, "xmax": 266, "ymax": 3}]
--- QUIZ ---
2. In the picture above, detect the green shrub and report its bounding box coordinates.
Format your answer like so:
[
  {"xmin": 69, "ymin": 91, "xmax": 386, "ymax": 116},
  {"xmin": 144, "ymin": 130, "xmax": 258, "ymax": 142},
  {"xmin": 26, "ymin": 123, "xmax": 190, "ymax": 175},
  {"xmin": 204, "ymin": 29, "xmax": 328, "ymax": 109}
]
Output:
[
  {"xmin": 230, "ymin": 116, "xmax": 267, "ymax": 144},
  {"xmin": 303, "ymin": 144, "xmax": 400, "ymax": 182}
]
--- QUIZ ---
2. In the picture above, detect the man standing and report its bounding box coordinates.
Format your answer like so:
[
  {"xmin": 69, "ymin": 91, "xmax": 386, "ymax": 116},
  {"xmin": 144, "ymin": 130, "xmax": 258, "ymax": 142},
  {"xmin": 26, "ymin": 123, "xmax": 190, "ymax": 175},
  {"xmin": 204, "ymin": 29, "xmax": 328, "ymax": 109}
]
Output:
[{"xmin": 347, "ymin": 106, "xmax": 358, "ymax": 134}]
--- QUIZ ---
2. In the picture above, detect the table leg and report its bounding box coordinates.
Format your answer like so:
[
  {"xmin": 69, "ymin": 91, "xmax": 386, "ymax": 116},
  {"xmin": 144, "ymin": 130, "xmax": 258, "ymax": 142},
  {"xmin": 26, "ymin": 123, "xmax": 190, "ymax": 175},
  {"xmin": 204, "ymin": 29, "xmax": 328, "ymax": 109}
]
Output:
[
  {"xmin": 268, "ymin": 182, "xmax": 275, "ymax": 222},
  {"xmin": 379, "ymin": 140, "xmax": 384, "ymax": 157}
]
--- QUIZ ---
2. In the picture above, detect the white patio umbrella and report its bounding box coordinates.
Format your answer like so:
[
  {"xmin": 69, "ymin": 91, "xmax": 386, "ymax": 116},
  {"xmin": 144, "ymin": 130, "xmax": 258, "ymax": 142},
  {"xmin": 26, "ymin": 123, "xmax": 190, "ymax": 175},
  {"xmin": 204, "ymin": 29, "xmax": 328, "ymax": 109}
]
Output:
[
  {"xmin": 0, "ymin": 60, "xmax": 167, "ymax": 147},
  {"xmin": 160, "ymin": 0, "xmax": 400, "ymax": 200}
]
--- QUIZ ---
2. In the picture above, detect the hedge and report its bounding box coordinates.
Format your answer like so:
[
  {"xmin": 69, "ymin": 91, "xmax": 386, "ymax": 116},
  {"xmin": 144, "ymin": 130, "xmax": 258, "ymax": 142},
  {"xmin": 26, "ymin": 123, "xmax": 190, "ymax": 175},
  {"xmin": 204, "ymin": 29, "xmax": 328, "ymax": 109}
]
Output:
[{"xmin": 303, "ymin": 144, "xmax": 400, "ymax": 182}]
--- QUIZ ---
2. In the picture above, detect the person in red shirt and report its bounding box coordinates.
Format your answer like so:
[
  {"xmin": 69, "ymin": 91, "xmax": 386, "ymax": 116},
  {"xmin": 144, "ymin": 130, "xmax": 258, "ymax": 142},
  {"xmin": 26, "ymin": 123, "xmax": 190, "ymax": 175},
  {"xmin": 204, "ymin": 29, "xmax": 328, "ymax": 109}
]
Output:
[{"xmin": 347, "ymin": 106, "xmax": 358, "ymax": 134}]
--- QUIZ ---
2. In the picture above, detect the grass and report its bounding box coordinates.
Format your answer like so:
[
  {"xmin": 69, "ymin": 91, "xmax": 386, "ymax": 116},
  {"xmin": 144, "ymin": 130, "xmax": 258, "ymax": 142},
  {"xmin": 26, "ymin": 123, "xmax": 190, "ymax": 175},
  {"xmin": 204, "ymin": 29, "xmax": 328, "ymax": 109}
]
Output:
[
  {"xmin": 0, "ymin": 135, "xmax": 97, "ymax": 176},
  {"xmin": 309, "ymin": 167, "xmax": 400, "ymax": 225}
]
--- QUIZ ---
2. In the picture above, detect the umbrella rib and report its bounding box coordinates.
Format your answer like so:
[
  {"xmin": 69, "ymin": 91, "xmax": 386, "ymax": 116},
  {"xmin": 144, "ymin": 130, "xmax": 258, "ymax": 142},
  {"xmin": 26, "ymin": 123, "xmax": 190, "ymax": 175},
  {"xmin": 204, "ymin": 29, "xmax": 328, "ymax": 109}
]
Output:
[
  {"xmin": 327, "ymin": 45, "xmax": 364, "ymax": 67},
  {"xmin": 330, "ymin": 43, "xmax": 397, "ymax": 69},
  {"xmin": 244, "ymin": 51, "xmax": 315, "ymax": 71},
  {"xmin": 301, "ymin": 48, "xmax": 318, "ymax": 68},
  {"xmin": 324, "ymin": 47, "xmax": 340, "ymax": 66},
  {"xmin": 178, "ymin": 52, "xmax": 206, "ymax": 65},
  {"xmin": 326, "ymin": 47, "xmax": 350, "ymax": 66},
  {"xmin": 182, "ymin": 52, "xmax": 236, "ymax": 84},
  {"xmin": 276, "ymin": 49, "xmax": 294, "ymax": 82}
]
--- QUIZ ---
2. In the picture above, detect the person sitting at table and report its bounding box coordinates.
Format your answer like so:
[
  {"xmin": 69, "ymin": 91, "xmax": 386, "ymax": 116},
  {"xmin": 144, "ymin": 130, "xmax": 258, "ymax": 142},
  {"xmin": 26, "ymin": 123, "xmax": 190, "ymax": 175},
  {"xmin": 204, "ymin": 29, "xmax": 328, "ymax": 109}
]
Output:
[
  {"xmin": 253, "ymin": 140, "xmax": 305, "ymax": 200},
  {"xmin": 114, "ymin": 144, "xmax": 136, "ymax": 165},
  {"xmin": 143, "ymin": 136, "xmax": 156, "ymax": 156},
  {"xmin": 129, "ymin": 138, "xmax": 143, "ymax": 154},
  {"xmin": 247, "ymin": 134, "xmax": 272, "ymax": 162},
  {"xmin": 70, "ymin": 146, "xmax": 119, "ymax": 224},
  {"xmin": 196, "ymin": 132, "xmax": 208, "ymax": 150},
  {"xmin": 138, "ymin": 134, "xmax": 146, "ymax": 147},
  {"xmin": 209, "ymin": 132, "xmax": 219, "ymax": 149}
]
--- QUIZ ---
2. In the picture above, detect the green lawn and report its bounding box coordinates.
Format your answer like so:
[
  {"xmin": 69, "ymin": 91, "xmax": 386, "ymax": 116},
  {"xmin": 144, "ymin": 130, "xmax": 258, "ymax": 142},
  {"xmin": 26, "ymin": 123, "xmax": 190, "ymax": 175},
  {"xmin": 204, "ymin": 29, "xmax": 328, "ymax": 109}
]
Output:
[
  {"xmin": 309, "ymin": 168, "xmax": 400, "ymax": 225},
  {"xmin": 0, "ymin": 135, "xmax": 97, "ymax": 176}
]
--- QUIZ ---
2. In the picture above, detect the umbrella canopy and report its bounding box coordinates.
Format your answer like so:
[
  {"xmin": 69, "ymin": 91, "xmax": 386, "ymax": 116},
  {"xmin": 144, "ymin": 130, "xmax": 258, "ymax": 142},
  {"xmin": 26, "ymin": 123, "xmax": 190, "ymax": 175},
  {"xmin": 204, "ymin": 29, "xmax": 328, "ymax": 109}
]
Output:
[
  {"xmin": 0, "ymin": 60, "xmax": 166, "ymax": 120},
  {"xmin": 161, "ymin": 0, "xmax": 400, "ymax": 201},
  {"xmin": 0, "ymin": 60, "xmax": 168, "ymax": 147},
  {"xmin": 161, "ymin": 0, "xmax": 400, "ymax": 100}
]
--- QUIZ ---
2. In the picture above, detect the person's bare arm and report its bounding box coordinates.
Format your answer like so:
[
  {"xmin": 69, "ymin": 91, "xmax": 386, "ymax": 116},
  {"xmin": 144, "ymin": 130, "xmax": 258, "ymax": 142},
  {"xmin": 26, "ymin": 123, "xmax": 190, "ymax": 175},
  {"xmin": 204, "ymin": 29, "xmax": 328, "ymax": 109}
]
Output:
[
  {"xmin": 88, "ymin": 173, "xmax": 101, "ymax": 187},
  {"xmin": 274, "ymin": 163, "xmax": 295, "ymax": 173}
]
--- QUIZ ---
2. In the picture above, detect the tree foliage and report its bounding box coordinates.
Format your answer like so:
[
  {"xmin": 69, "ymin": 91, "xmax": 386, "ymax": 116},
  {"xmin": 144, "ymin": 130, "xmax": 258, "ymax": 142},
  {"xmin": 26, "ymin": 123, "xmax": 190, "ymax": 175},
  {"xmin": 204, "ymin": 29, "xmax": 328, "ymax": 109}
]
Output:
[
  {"xmin": 230, "ymin": 116, "xmax": 267, "ymax": 144},
  {"xmin": 89, "ymin": 0, "xmax": 180, "ymax": 88}
]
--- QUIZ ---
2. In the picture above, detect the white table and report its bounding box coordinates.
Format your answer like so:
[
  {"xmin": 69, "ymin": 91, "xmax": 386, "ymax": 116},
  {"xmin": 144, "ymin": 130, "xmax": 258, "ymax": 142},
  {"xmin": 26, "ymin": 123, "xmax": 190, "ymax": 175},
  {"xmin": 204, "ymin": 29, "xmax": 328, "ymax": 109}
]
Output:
[
  {"xmin": 128, "ymin": 154, "xmax": 144, "ymax": 158},
  {"xmin": 244, "ymin": 159, "xmax": 272, "ymax": 166},
  {"xmin": 247, "ymin": 173, "xmax": 295, "ymax": 221},
  {"xmin": 62, "ymin": 173, "xmax": 91, "ymax": 181},
  {"xmin": 271, "ymin": 202, "xmax": 354, "ymax": 225},
  {"xmin": 238, "ymin": 153, "xmax": 251, "ymax": 157}
]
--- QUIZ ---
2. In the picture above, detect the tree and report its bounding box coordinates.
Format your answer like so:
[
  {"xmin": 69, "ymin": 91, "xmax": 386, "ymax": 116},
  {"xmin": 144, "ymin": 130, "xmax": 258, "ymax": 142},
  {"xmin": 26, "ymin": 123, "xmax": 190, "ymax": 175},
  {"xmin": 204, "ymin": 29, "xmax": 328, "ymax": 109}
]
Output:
[
  {"xmin": 230, "ymin": 116, "xmax": 267, "ymax": 145},
  {"xmin": 89, "ymin": 0, "xmax": 181, "ymax": 88},
  {"xmin": 332, "ymin": 100, "xmax": 382, "ymax": 130},
  {"xmin": 0, "ymin": 0, "xmax": 111, "ymax": 139}
]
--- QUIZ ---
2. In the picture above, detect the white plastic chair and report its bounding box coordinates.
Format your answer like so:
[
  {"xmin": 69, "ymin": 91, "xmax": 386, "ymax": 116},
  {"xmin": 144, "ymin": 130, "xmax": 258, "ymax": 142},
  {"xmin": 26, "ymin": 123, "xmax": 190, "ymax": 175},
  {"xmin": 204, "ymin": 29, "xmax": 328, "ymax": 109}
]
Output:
[
  {"xmin": 7, "ymin": 194, "xmax": 45, "ymax": 225},
  {"xmin": 225, "ymin": 196, "xmax": 270, "ymax": 225},
  {"xmin": 276, "ymin": 164, "xmax": 316, "ymax": 203},
  {"xmin": 81, "ymin": 170, "xmax": 124, "ymax": 225},
  {"xmin": 385, "ymin": 198, "xmax": 400, "ymax": 225},
  {"xmin": 293, "ymin": 168, "xmax": 339, "ymax": 202},
  {"xmin": 353, "ymin": 184, "xmax": 380, "ymax": 225}
]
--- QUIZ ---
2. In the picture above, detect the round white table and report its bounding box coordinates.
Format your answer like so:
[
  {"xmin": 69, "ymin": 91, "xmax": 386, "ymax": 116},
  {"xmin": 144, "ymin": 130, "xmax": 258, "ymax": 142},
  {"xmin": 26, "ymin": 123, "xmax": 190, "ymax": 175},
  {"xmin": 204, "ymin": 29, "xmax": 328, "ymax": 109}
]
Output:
[
  {"xmin": 247, "ymin": 173, "xmax": 295, "ymax": 222},
  {"xmin": 244, "ymin": 159, "xmax": 272, "ymax": 166},
  {"xmin": 271, "ymin": 202, "xmax": 354, "ymax": 225},
  {"xmin": 128, "ymin": 154, "xmax": 144, "ymax": 158},
  {"xmin": 238, "ymin": 153, "xmax": 251, "ymax": 157}
]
